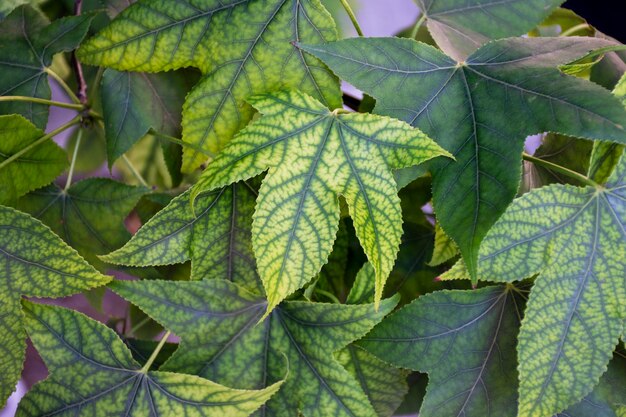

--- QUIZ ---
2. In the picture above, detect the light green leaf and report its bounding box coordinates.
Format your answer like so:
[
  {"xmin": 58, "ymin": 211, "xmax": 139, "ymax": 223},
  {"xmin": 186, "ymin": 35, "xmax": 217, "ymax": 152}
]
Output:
[
  {"xmin": 192, "ymin": 89, "xmax": 449, "ymax": 311},
  {"xmin": 0, "ymin": 114, "xmax": 67, "ymax": 204},
  {"xmin": 18, "ymin": 301, "xmax": 281, "ymax": 417},
  {"xmin": 359, "ymin": 286, "xmax": 522, "ymax": 417},
  {"xmin": 474, "ymin": 154, "xmax": 626, "ymax": 416},
  {"xmin": 0, "ymin": 206, "xmax": 109, "ymax": 406},
  {"xmin": 428, "ymin": 222, "xmax": 458, "ymax": 266},
  {"xmin": 0, "ymin": 6, "xmax": 94, "ymax": 127},
  {"xmin": 111, "ymin": 279, "xmax": 398, "ymax": 417},
  {"xmin": 0, "ymin": 0, "xmax": 44, "ymax": 19},
  {"xmin": 14, "ymin": 178, "xmax": 148, "ymax": 269},
  {"xmin": 101, "ymin": 69, "xmax": 193, "ymax": 166},
  {"xmin": 301, "ymin": 36, "xmax": 626, "ymax": 282},
  {"xmin": 77, "ymin": 0, "xmax": 341, "ymax": 171},
  {"xmin": 415, "ymin": 0, "xmax": 564, "ymax": 60},
  {"xmin": 102, "ymin": 183, "xmax": 261, "ymax": 293}
]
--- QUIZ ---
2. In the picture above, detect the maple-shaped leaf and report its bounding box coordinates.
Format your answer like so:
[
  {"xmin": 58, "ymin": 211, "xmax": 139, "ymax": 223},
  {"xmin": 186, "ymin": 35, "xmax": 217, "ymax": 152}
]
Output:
[
  {"xmin": 17, "ymin": 300, "xmax": 282, "ymax": 417},
  {"xmin": 414, "ymin": 0, "xmax": 564, "ymax": 60},
  {"xmin": 0, "ymin": 206, "xmax": 109, "ymax": 406},
  {"xmin": 77, "ymin": 0, "xmax": 341, "ymax": 171},
  {"xmin": 300, "ymin": 36, "xmax": 626, "ymax": 282},
  {"xmin": 0, "ymin": 115, "xmax": 67, "ymax": 205},
  {"xmin": 468, "ymin": 152, "xmax": 626, "ymax": 416},
  {"xmin": 110, "ymin": 278, "xmax": 398, "ymax": 417},
  {"xmin": 0, "ymin": 6, "xmax": 94, "ymax": 128},
  {"xmin": 359, "ymin": 285, "xmax": 523, "ymax": 417},
  {"xmin": 191, "ymin": 89, "xmax": 449, "ymax": 311},
  {"xmin": 14, "ymin": 178, "xmax": 149, "ymax": 269},
  {"xmin": 102, "ymin": 183, "xmax": 261, "ymax": 293}
]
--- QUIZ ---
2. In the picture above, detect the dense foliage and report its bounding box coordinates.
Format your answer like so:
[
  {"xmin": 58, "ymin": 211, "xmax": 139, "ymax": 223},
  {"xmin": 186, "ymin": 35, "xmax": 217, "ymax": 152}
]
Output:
[{"xmin": 1, "ymin": 1, "xmax": 625, "ymax": 416}]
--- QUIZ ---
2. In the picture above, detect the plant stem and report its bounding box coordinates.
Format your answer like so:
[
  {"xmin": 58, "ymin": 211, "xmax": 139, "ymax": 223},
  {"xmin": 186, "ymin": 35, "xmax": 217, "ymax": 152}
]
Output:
[
  {"xmin": 522, "ymin": 152, "xmax": 600, "ymax": 188},
  {"xmin": 0, "ymin": 95, "xmax": 84, "ymax": 110},
  {"xmin": 560, "ymin": 23, "xmax": 591, "ymax": 37},
  {"xmin": 140, "ymin": 330, "xmax": 171, "ymax": 373},
  {"xmin": 314, "ymin": 288, "xmax": 341, "ymax": 304},
  {"xmin": 410, "ymin": 12, "xmax": 427, "ymax": 39},
  {"xmin": 89, "ymin": 67, "xmax": 105, "ymax": 106},
  {"xmin": 338, "ymin": 0, "xmax": 363, "ymax": 37},
  {"xmin": 71, "ymin": 0, "xmax": 88, "ymax": 105},
  {"xmin": 64, "ymin": 128, "xmax": 82, "ymax": 191},
  {"xmin": 122, "ymin": 154, "xmax": 150, "ymax": 188},
  {"xmin": 0, "ymin": 116, "xmax": 80, "ymax": 171},
  {"xmin": 44, "ymin": 68, "xmax": 82, "ymax": 105},
  {"xmin": 150, "ymin": 130, "xmax": 216, "ymax": 158}
]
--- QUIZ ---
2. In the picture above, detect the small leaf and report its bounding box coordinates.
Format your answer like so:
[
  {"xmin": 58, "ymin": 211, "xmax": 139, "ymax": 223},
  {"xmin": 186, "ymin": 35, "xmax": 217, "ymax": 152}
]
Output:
[
  {"xmin": 111, "ymin": 278, "xmax": 398, "ymax": 417},
  {"xmin": 192, "ymin": 89, "xmax": 449, "ymax": 311},
  {"xmin": 428, "ymin": 222, "xmax": 458, "ymax": 266},
  {"xmin": 18, "ymin": 301, "xmax": 281, "ymax": 417},
  {"xmin": 0, "ymin": 115, "xmax": 67, "ymax": 204},
  {"xmin": 0, "ymin": 206, "xmax": 109, "ymax": 405}
]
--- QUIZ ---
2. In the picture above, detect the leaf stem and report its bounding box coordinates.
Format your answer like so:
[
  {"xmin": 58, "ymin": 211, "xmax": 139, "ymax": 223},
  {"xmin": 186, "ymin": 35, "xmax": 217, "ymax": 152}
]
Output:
[
  {"xmin": 64, "ymin": 128, "xmax": 82, "ymax": 191},
  {"xmin": 140, "ymin": 330, "xmax": 171, "ymax": 373},
  {"xmin": 150, "ymin": 129, "xmax": 216, "ymax": 158},
  {"xmin": 338, "ymin": 0, "xmax": 364, "ymax": 37},
  {"xmin": 0, "ymin": 116, "xmax": 80, "ymax": 171},
  {"xmin": 122, "ymin": 154, "xmax": 150, "ymax": 188},
  {"xmin": 522, "ymin": 152, "xmax": 600, "ymax": 188},
  {"xmin": 0, "ymin": 95, "xmax": 84, "ymax": 110},
  {"xmin": 560, "ymin": 23, "xmax": 591, "ymax": 37},
  {"xmin": 409, "ymin": 12, "xmax": 427, "ymax": 40},
  {"xmin": 314, "ymin": 288, "xmax": 341, "ymax": 304},
  {"xmin": 44, "ymin": 68, "xmax": 82, "ymax": 105}
]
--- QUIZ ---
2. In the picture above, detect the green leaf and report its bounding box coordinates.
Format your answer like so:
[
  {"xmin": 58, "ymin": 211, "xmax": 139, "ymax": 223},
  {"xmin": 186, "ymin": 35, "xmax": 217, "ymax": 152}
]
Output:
[
  {"xmin": 0, "ymin": 206, "xmax": 109, "ymax": 406},
  {"xmin": 101, "ymin": 69, "xmax": 193, "ymax": 166},
  {"xmin": 0, "ymin": 114, "xmax": 67, "ymax": 204},
  {"xmin": 110, "ymin": 278, "xmax": 398, "ymax": 417},
  {"xmin": 0, "ymin": 0, "xmax": 44, "ymax": 19},
  {"xmin": 18, "ymin": 301, "xmax": 281, "ymax": 417},
  {"xmin": 0, "ymin": 6, "xmax": 94, "ymax": 127},
  {"xmin": 415, "ymin": 0, "xmax": 564, "ymax": 60},
  {"xmin": 14, "ymin": 178, "xmax": 149, "ymax": 269},
  {"xmin": 428, "ymin": 222, "xmax": 458, "ymax": 266},
  {"xmin": 102, "ymin": 183, "xmax": 261, "ymax": 293},
  {"xmin": 77, "ymin": 0, "xmax": 342, "ymax": 171},
  {"xmin": 474, "ymin": 154, "xmax": 626, "ymax": 416},
  {"xmin": 192, "ymin": 89, "xmax": 449, "ymax": 311},
  {"xmin": 300, "ymin": 36, "xmax": 626, "ymax": 282}
]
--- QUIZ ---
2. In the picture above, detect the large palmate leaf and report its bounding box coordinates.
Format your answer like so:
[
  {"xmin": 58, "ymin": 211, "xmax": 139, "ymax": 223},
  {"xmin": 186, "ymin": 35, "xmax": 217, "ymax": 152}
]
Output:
[
  {"xmin": 359, "ymin": 285, "xmax": 523, "ymax": 417},
  {"xmin": 0, "ymin": 206, "xmax": 109, "ymax": 406},
  {"xmin": 415, "ymin": 0, "xmax": 564, "ymax": 60},
  {"xmin": 470, "ymin": 153, "xmax": 626, "ymax": 416},
  {"xmin": 301, "ymin": 36, "xmax": 626, "ymax": 282},
  {"xmin": 0, "ymin": 6, "xmax": 93, "ymax": 128},
  {"xmin": 15, "ymin": 178, "xmax": 148, "ymax": 268},
  {"xmin": 18, "ymin": 301, "xmax": 281, "ymax": 417},
  {"xmin": 77, "ymin": 0, "xmax": 342, "ymax": 171},
  {"xmin": 111, "ymin": 279, "xmax": 398, "ymax": 417},
  {"xmin": 0, "ymin": 115, "xmax": 67, "ymax": 205},
  {"xmin": 192, "ymin": 89, "xmax": 449, "ymax": 311},
  {"xmin": 102, "ymin": 183, "xmax": 261, "ymax": 293}
]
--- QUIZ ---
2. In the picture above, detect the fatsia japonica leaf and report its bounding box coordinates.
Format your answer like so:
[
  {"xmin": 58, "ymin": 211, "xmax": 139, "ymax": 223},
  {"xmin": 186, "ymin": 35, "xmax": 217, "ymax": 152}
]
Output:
[
  {"xmin": 17, "ymin": 301, "xmax": 282, "ymax": 417},
  {"xmin": 102, "ymin": 183, "xmax": 261, "ymax": 293},
  {"xmin": 359, "ymin": 285, "xmax": 523, "ymax": 417},
  {"xmin": 0, "ymin": 115, "xmax": 67, "ymax": 205},
  {"xmin": 77, "ymin": 0, "xmax": 342, "ymax": 171},
  {"xmin": 110, "ymin": 279, "xmax": 398, "ymax": 417},
  {"xmin": 191, "ymin": 89, "xmax": 449, "ymax": 312},
  {"xmin": 14, "ymin": 178, "xmax": 149, "ymax": 269},
  {"xmin": 414, "ymin": 0, "xmax": 564, "ymax": 60},
  {"xmin": 0, "ymin": 6, "xmax": 94, "ymax": 128},
  {"xmin": 0, "ymin": 206, "xmax": 109, "ymax": 406},
  {"xmin": 472, "ymin": 153, "xmax": 626, "ymax": 416},
  {"xmin": 300, "ymin": 36, "xmax": 626, "ymax": 282}
]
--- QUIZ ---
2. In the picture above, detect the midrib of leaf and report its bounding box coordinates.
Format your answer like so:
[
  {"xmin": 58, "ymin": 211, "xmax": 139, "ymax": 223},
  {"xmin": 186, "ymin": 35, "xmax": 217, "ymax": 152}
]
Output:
[
  {"xmin": 110, "ymin": 72, "xmax": 132, "ymax": 152},
  {"xmin": 0, "ymin": 241, "xmax": 83, "ymax": 280}
]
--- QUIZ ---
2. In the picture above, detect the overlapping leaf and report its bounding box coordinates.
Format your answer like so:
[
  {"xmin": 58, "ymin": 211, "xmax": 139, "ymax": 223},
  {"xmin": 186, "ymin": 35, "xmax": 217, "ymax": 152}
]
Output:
[
  {"xmin": 301, "ymin": 36, "xmax": 626, "ymax": 282},
  {"xmin": 0, "ymin": 206, "xmax": 109, "ymax": 406},
  {"xmin": 471, "ymin": 153, "xmax": 626, "ymax": 416},
  {"xmin": 111, "ymin": 278, "xmax": 398, "ymax": 417},
  {"xmin": 414, "ymin": 0, "xmax": 564, "ymax": 60},
  {"xmin": 0, "ymin": 6, "xmax": 93, "ymax": 127},
  {"xmin": 0, "ymin": 114, "xmax": 67, "ymax": 205},
  {"xmin": 17, "ymin": 301, "xmax": 281, "ymax": 417},
  {"xmin": 77, "ymin": 0, "xmax": 342, "ymax": 171},
  {"xmin": 102, "ymin": 183, "xmax": 261, "ymax": 293},
  {"xmin": 15, "ymin": 178, "xmax": 148, "ymax": 268},
  {"xmin": 192, "ymin": 89, "xmax": 449, "ymax": 311}
]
